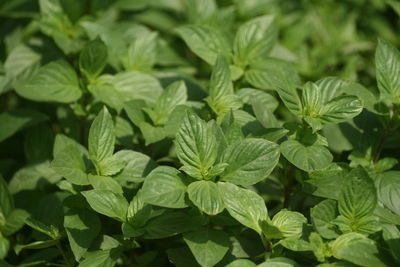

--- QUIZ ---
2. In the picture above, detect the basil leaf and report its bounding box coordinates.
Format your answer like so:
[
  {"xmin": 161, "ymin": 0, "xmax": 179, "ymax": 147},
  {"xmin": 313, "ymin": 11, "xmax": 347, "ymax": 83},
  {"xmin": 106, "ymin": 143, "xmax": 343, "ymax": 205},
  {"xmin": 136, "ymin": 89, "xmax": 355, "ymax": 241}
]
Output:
[
  {"xmin": 220, "ymin": 138, "xmax": 280, "ymax": 186},
  {"xmin": 218, "ymin": 182, "xmax": 267, "ymax": 234},
  {"xmin": 15, "ymin": 60, "xmax": 82, "ymax": 103},
  {"xmin": 187, "ymin": 180, "xmax": 224, "ymax": 215},
  {"xmin": 142, "ymin": 166, "xmax": 188, "ymax": 209}
]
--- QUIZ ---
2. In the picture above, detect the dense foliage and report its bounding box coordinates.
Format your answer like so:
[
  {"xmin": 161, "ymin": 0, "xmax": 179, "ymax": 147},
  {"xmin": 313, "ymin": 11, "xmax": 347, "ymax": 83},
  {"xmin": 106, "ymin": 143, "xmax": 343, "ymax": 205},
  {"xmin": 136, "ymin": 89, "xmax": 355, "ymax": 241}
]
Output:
[{"xmin": 1, "ymin": 0, "xmax": 400, "ymax": 266}]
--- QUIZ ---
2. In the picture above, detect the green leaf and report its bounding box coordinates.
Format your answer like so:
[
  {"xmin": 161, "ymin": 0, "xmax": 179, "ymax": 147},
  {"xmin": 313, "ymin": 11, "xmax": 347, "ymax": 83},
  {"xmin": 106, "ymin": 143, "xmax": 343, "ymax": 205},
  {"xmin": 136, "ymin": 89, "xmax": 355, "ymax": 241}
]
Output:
[
  {"xmin": 24, "ymin": 123, "xmax": 54, "ymax": 163},
  {"xmin": 269, "ymin": 210, "xmax": 307, "ymax": 239},
  {"xmin": 258, "ymin": 257, "xmax": 301, "ymax": 267},
  {"xmin": 79, "ymin": 38, "xmax": 108, "ymax": 80},
  {"xmin": 0, "ymin": 176, "xmax": 13, "ymax": 224},
  {"xmin": 89, "ymin": 106, "xmax": 115, "ymax": 164},
  {"xmin": 209, "ymin": 54, "xmax": 233, "ymax": 99},
  {"xmin": 183, "ymin": 229, "xmax": 230, "ymax": 267},
  {"xmin": 111, "ymin": 71, "xmax": 162, "ymax": 103},
  {"xmin": 0, "ymin": 109, "xmax": 48, "ymax": 142},
  {"xmin": 245, "ymin": 58, "xmax": 300, "ymax": 93},
  {"xmin": 124, "ymin": 31, "xmax": 158, "ymax": 71},
  {"xmin": 88, "ymin": 174, "xmax": 123, "ymax": 194},
  {"xmin": 338, "ymin": 168, "xmax": 377, "ymax": 219},
  {"xmin": 226, "ymin": 259, "xmax": 256, "ymax": 267},
  {"xmin": 218, "ymin": 182, "xmax": 267, "ymax": 233},
  {"xmin": 330, "ymin": 233, "xmax": 385, "ymax": 267},
  {"xmin": 220, "ymin": 138, "xmax": 280, "ymax": 186},
  {"xmin": 82, "ymin": 190, "xmax": 128, "ymax": 222},
  {"xmin": 280, "ymin": 140, "xmax": 333, "ymax": 172},
  {"xmin": 382, "ymin": 224, "xmax": 400, "ymax": 262},
  {"xmin": 113, "ymin": 150, "xmax": 157, "ymax": 184},
  {"xmin": 0, "ymin": 232, "xmax": 9, "ymax": 260},
  {"xmin": 25, "ymin": 217, "xmax": 60, "ymax": 240},
  {"xmin": 175, "ymin": 112, "xmax": 218, "ymax": 179},
  {"xmin": 64, "ymin": 208, "xmax": 101, "ymax": 261},
  {"xmin": 15, "ymin": 60, "xmax": 82, "ymax": 103},
  {"xmin": 143, "ymin": 211, "xmax": 207, "ymax": 239},
  {"xmin": 141, "ymin": 166, "xmax": 188, "ymax": 209},
  {"xmin": 319, "ymin": 96, "xmax": 363, "ymax": 124},
  {"xmin": 234, "ymin": 15, "xmax": 277, "ymax": 67},
  {"xmin": 4, "ymin": 44, "xmax": 40, "ymax": 82},
  {"xmin": 146, "ymin": 80, "xmax": 187, "ymax": 125},
  {"xmin": 311, "ymin": 199, "xmax": 339, "ymax": 239},
  {"xmin": 96, "ymin": 155, "xmax": 126, "ymax": 177},
  {"xmin": 333, "ymin": 215, "xmax": 381, "ymax": 235},
  {"xmin": 187, "ymin": 180, "xmax": 224, "ymax": 215},
  {"xmin": 0, "ymin": 209, "xmax": 29, "ymax": 236},
  {"xmin": 375, "ymin": 39, "xmax": 400, "ymax": 101},
  {"xmin": 206, "ymin": 55, "xmax": 242, "ymax": 117},
  {"xmin": 376, "ymin": 171, "xmax": 400, "ymax": 216},
  {"xmin": 51, "ymin": 134, "xmax": 90, "ymax": 185},
  {"xmin": 78, "ymin": 249, "xmax": 118, "ymax": 267},
  {"xmin": 176, "ymin": 25, "xmax": 231, "ymax": 64},
  {"xmin": 14, "ymin": 240, "xmax": 59, "ymax": 255}
]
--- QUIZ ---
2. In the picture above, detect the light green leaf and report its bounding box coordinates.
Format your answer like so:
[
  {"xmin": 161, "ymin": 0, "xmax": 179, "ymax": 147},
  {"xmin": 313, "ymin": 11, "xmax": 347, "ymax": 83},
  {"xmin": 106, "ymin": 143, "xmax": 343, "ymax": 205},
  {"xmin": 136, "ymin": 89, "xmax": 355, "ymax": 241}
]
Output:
[
  {"xmin": 311, "ymin": 199, "xmax": 339, "ymax": 239},
  {"xmin": 9, "ymin": 161, "xmax": 62, "ymax": 194},
  {"xmin": 78, "ymin": 249, "xmax": 118, "ymax": 267},
  {"xmin": 176, "ymin": 25, "xmax": 231, "ymax": 64},
  {"xmin": 79, "ymin": 38, "xmax": 108, "ymax": 80},
  {"xmin": 234, "ymin": 15, "xmax": 276, "ymax": 67},
  {"xmin": 88, "ymin": 174, "xmax": 123, "ymax": 194},
  {"xmin": 333, "ymin": 215, "xmax": 381, "ymax": 235},
  {"xmin": 142, "ymin": 166, "xmax": 188, "ymax": 209},
  {"xmin": 187, "ymin": 181, "xmax": 224, "ymax": 215},
  {"xmin": 319, "ymin": 96, "xmax": 363, "ymax": 124},
  {"xmin": 183, "ymin": 229, "xmax": 230, "ymax": 267},
  {"xmin": 237, "ymin": 88, "xmax": 279, "ymax": 112},
  {"xmin": 258, "ymin": 257, "xmax": 300, "ymax": 267},
  {"xmin": 4, "ymin": 44, "xmax": 40, "ymax": 82},
  {"xmin": 112, "ymin": 71, "xmax": 162, "ymax": 103},
  {"xmin": 227, "ymin": 259, "xmax": 256, "ymax": 267},
  {"xmin": 124, "ymin": 31, "xmax": 158, "ymax": 71},
  {"xmin": 89, "ymin": 106, "xmax": 114, "ymax": 164},
  {"xmin": 206, "ymin": 55, "xmax": 241, "ymax": 116},
  {"xmin": 51, "ymin": 134, "xmax": 90, "ymax": 185},
  {"xmin": 97, "ymin": 155, "xmax": 126, "ymax": 177},
  {"xmin": 175, "ymin": 112, "xmax": 218, "ymax": 179},
  {"xmin": 245, "ymin": 58, "xmax": 300, "ymax": 93},
  {"xmin": 376, "ymin": 171, "xmax": 400, "ymax": 216},
  {"xmin": 25, "ymin": 217, "xmax": 60, "ymax": 240},
  {"xmin": 279, "ymin": 238, "xmax": 312, "ymax": 252},
  {"xmin": 0, "ymin": 232, "xmax": 9, "ymax": 260},
  {"xmin": 82, "ymin": 190, "xmax": 128, "ymax": 222},
  {"xmin": 113, "ymin": 150, "xmax": 157, "ymax": 184},
  {"xmin": 15, "ymin": 60, "xmax": 82, "ymax": 103},
  {"xmin": 208, "ymin": 54, "xmax": 234, "ymax": 101},
  {"xmin": 270, "ymin": 210, "xmax": 307, "ymax": 239},
  {"xmin": 375, "ymin": 39, "xmax": 400, "ymax": 101},
  {"xmin": 0, "ymin": 109, "xmax": 48, "ymax": 142},
  {"xmin": 280, "ymin": 140, "xmax": 333, "ymax": 172},
  {"xmin": 146, "ymin": 80, "xmax": 187, "ymax": 125},
  {"xmin": 221, "ymin": 138, "xmax": 280, "ymax": 186},
  {"xmin": 338, "ymin": 168, "xmax": 377, "ymax": 219},
  {"xmin": 64, "ymin": 208, "xmax": 101, "ymax": 261},
  {"xmin": 0, "ymin": 209, "xmax": 29, "ymax": 237},
  {"xmin": 218, "ymin": 182, "xmax": 267, "ymax": 233},
  {"xmin": 330, "ymin": 233, "xmax": 385, "ymax": 267},
  {"xmin": 14, "ymin": 239, "xmax": 58, "ymax": 255}
]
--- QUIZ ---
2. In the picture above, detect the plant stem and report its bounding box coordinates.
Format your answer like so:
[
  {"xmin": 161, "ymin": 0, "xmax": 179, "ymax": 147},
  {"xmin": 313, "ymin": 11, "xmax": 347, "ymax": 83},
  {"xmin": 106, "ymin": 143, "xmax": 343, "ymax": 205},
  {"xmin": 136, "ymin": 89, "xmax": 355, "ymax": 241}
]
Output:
[{"xmin": 56, "ymin": 242, "xmax": 74, "ymax": 267}]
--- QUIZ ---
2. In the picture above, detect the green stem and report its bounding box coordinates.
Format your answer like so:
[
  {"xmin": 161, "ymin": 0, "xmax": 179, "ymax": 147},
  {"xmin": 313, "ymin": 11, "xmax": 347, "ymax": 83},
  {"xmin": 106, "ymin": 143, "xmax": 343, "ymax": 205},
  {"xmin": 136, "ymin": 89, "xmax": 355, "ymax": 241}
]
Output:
[{"xmin": 56, "ymin": 242, "xmax": 74, "ymax": 267}]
